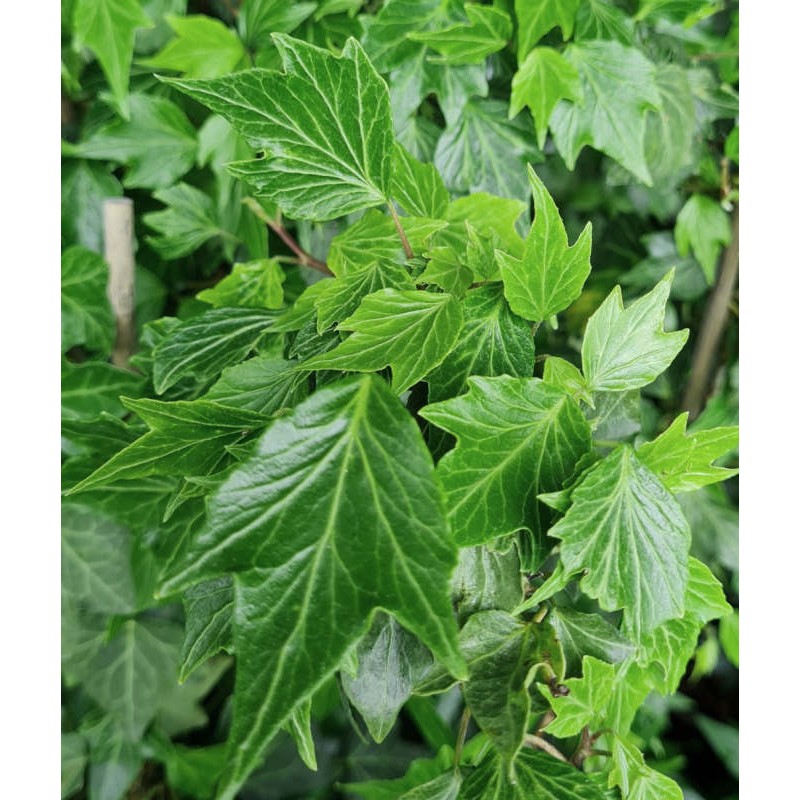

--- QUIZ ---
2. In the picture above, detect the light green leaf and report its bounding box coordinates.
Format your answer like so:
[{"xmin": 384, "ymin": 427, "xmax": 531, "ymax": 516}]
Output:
[
  {"xmin": 418, "ymin": 248, "xmax": 474, "ymax": 297},
  {"xmin": 67, "ymin": 398, "xmax": 270, "ymax": 493},
  {"xmin": 140, "ymin": 14, "xmax": 246, "ymax": 78},
  {"xmin": 435, "ymin": 99, "xmax": 541, "ymax": 204},
  {"xmin": 719, "ymin": 611, "xmax": 738, "ymax": 667},
  {"xmin": 153, "ymin": 307, "xmax": 279, "ymax": 393},
  {"xmin": 440, "ymin": 193, "xmax": 527, "ymax": 258},
  {"xmin": 180, "ymin": 577, "xmax": 234, "ymax": 682},
  {"xmin": 341, "ymin": 613, "xmax": 433, "ymax": 743},
  {"xmin": 83, "ymin": 618, "xmax": 182, "ymax": 739},
  {"xmin": 581, "ymin": 272, "xmax": 689, "ymax": 393},
  {"xmin": 198, "ymin": 259, "xmax": 285, "ymax": 310},
  {"xmin": 61, "ymin": 161, "xmax": 122, "ymax": 252},
  {"xmin": 637, "ymin": 614, "xmax": 700, "ymax": 693},
  {"xmin": 685, "ymin": 557, "xmax": 732, "ymax": 624},
  {"xmin": 497, "ymin": 166, "xmax": 592, "ymax": 321},
  {"xmin": 392, "ymin": 143, "xmax": 450, "ymax": 218},
  {"xmin": 636, "ymin": 412, "xmax": 738, "ymax": 493},
  {"xmin": 303, "ymin": 289, "xmax": 463, "ymax": 394},
  {"xmin": 160, "ymin": 375, "xmax": 465, "ymax": 799},
  {"xmin": 401, "ymin": 772, "xmax": 461, "ymax": 800},
  {"xmin": 628, "ymin": 765, "xmax": 683, "ymax": 800},
  {"xmin": 164, "ymin": 36, "xmax": 395, "ymax": 220},
  {"xmin": 62, "ymin": 361, "xmax": 145, "ymax": 420},
  {"xmin": 61, "ymin": 503, "xmax": 136, "ymax": 615},
  {"xmin": 61, "ymin": 246, "xmax": 114, "ymax": 355},
  {"xmin": 61, "ymin": 732, "xmax": 87, "ymax": 799},
  {"xmin": 451, "ymin": 545, "xmax": 524, "ymax": 624},
  {"xmin": 675, "ymin": 194, "xmax": 732, "ymax": 283},
  {"xmin": 542, "ymin": 357, "xmax": 592, "ymax": 406},
  {"xmin": 410, "ymin": 4, "xmax": 512, "ymax": 65},
  {"xmin": 510, "ymin": 47, "xmax": 583, "ymax": 149},
  {"xmin": 539, "ymin": 656, "xmax": 615, "ymax": 737},
  {"xmin": 549, "ymin": 446, "xmax": 691, "ymax": 640},
  {"xmin": 70, "ymin": 94, "xmax": 197, "ymax": 189},
  {"xmin": 458, "ymin": 748, "xmax": 604, "ymax": 799},
  {"xmin": 143, "ymin": 183, "xmax": 224, "ymax": 259},
  {"xmin": 420, "ymin": 376, "xmax": 591, "ymax": 547},
  {"xmin": 238, "ymin": 0, "xmax": 318, "ymax": 47},
  {"xmin": 515, "ymin": 0, "xmax": 581, "ymax": 60},
  {"xmin": 73, "ymin": 0, "xmax": 153, "ymax": 117},
  {"xmin": 550, "ymin": 41, "xmax": 661, "ymax": 185},
  {"xmin": 284, "ymin": 698, "xmax": 317, "ymax": 770}
]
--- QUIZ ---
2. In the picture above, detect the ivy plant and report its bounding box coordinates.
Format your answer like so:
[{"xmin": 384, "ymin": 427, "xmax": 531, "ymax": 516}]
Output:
[{"xmin": 61, "ymin": 2, "xmax": 739, "ymax": 799}]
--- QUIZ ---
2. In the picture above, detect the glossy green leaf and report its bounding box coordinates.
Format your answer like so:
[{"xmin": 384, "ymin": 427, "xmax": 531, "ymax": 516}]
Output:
[
  {"xmin": 62, "ymin": 361, "xmax": 145, "ymax": 420},
  {"xmin": 410, "ymin": 4, "xmax": 512, "ymax": 65},
  {"xmin": 515, "ymin": 0, "xmax": 580, "ymax": 60},
  {"xmin": 61, "ymin": 161, "xmax": 122, "ymax": 252},
  {"xmin": 341, "ymin": 613, "xmax": 433, "ymax": 743},
  {"xmin": 67, "ymin": 398, "xmax": 270, "ymax": 493},
  {"xmin": 549, "ymin": 446, "xmax": 691, "ymax": 640},
  {"xmin": 284, "ymin": 698, "xmax": 317, "ymax": 770},
  {"xmin": 180, "ymin": 577, "xmax": 234, "ymax": 681},
  {"xmin": 510, "ymin": 47, "xmax": 582, "ymax": 150},
  {"xmin": 73, "ymin": 0, "xmax": 153, "ymax": 117},
  {"xmin": 198, "ymin": 259, "xmax": 285, "ymax": 310},
  {"xmin": 164, "ymin": 36, "xmax": 394, "ymax": 220},
  {"xmin": 675, "ymin": 194, "xmax": 732, "ymax": 283},
  {"xmin": 160, "ymin": 376, "xmax": 465, "ymax": 799},
  {"xmin": 581, "ymin": 272, "xmax": 689, "ymax": 393},
  {"xmin": 636, "ymin": 412, "xmax": 738, "ymax": 493},
  {"xmin": 451, "ymin": 545, "xmax": 524, "ymax": 624},
  {"xmin": 421, "ymin": 376, "xmax": 591, "ymax": 546},
  {"xmin": 71, "ymin": 94, "xmax": 197, "ymax": 189},
  {"xmin": 153, "ymin": 307, "xmax": 279, "ymax": 393},
  {"xmin": 141, "ymin": 14, "xmax": 246, "ymax": 78},
  {"xmin": 304, "ymin": 289, "xmax": 463, "ymax": 394},
  {"xmin": 497, "ymin": 166, "xmax": 592, "ymax": 321},
  {"xmin": 392, "ymin": 143, "xmax": 450, "ymax": 218},
  {"xmin": 550, "ymin": 41, "xmax": 661, "ymax": 184},
  {"xmin": 61, "ymin": 246, "xmax": 114, "ymax": 355}
]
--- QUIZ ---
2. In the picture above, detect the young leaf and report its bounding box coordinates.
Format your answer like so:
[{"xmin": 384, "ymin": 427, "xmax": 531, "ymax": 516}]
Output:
[
  {"xmin": 550, "ymin": 41, "xmax": 662, "ymax": 185},
  {"xmin": 581, "ymin": 272, "xmax": 689, "ymax": 393},
  {"xmin": 548, "ymin": 446, "xmax": 691, "ymax": 640},
  {"xmin": 160, "ymin": 376, "xmax": 465, "ymax": 799},
  {"xmin": 421, "ymin": 376, "xmax": 591, "ymax": 547},
  {"xmin": 516, "ymin": 0, "xmax": 581, "ymax": 60},
  {"xmin": 197, "ymin": 259, "xmax": 285, "ymax": 310},
  {"xmin": 73, "ymin": 0, "xmax": 153, "ymax": 117},
  {"xmin": 179, "ymin": 577, "xmax": 234, "ymax": 682},
  {"xmin": 496, "ymin": 166, "xmax": 592, "ymax": 322},
  {"xmin": 636, "ymin": 412, "xmax": 738, "ymax": 493},
  {"xmin": 61, "ymin": 246, "xmax": 114, "ymax": 355},
  {"xmin": 510, "ymin": 47, "xmax": 583, "ymax": 150},
  {"xmin": 542, "ymin": 357, "xmax": 592, "ymax": 406},
  {"xmin": 675, "ymin": 194, "xmax": 732, "ymax": 283},
  {"xmin": 303, "ymin": 289, "xmax": 463, "ymax": 394},
  {"xmin": 163, "ymin": 36, "xmax": 395, "ymax": 220},
  {"xmin": 391, "ymin": 143, "xmax": 449, "ymax": 218}
]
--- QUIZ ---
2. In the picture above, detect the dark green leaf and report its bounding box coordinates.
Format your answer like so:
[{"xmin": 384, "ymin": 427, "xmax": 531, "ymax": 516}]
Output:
[
  {"xmin": 62, "ymin": 361, "xmax": 145, "ymax": 420},
  {"xmin": 180, "ymin": 577, "xmax": 234, "ymax": 681},
  {"xmin": 675, "ymin": 194, "xmax": 732, "ymax": 283},
  {"xmin": 61, "ymin": 246, "xmax": 114, "ymax": 355},
  {"xmin": 451, "ymin": 544, "xmax": 524, "ymax": 624},
  {"xmin": 61, "ymin": 161, "xmax": 122, "ymax": 252}
]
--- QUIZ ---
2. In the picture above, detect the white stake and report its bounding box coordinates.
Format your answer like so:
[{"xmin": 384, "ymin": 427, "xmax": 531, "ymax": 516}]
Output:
[{"xmin": 102, "ymin": 197, "xmax": 136, "ymax": 368}]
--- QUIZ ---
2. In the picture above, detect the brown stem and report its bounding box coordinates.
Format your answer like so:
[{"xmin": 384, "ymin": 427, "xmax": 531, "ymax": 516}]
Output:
[
  {"xmin": 571, "ymin": 727, "xmax": 593, "ymax": 767},
  {"xmin": 524, "ymin": 734, "xmax": 569, "ymax": 763},
  {"xmin": 681, "ymin": 205, "xmax": 739, "ymax": 419},
  {"xmin": 388, "ymin": 203, "xmax": 414, "ymax": 260}
]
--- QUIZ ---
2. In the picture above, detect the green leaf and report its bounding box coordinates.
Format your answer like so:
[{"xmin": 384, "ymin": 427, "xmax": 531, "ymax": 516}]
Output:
[
  {"xmin": 61, "ymin": 503, "xmax": 137, "ymax": 615},
  {"xmin": 303, "ymin": 289, "xmax": 463, "ymax": 394},
  {"xmin": 451, "ymin": 545, "xmax": 524, "ymax": 624},
  {"xmin": 61, "ymin": 732, "xmax": 87, "ymax": 799},
  {"xmin": 627, "ymin": 765, "xmax": 683, "ymax": 800},
  {"xmin": 426, "ymin": 285, "xmax": 536, "ymax": 403},
  {"xmin": 435, "ymin": 99, "xmax": 541, "ymax": 204},
  {"xmin": 636, "ymin": 412, "xmax": 738, "ymax": 493},
  {"xmin": 401, "ymin": 773, "xmax": 461, "ymax": 800},
  {"xmin": 542, "ymin": 357, "xmax": 592, "ymax": 406},
  {"xmin": 284, "ymin": 698, "xmax": 317, "ymax": 770},
  {"xmin": 515, "ymin": 0, "xmax": 580, "ymax": 60},
  {"xmin": 497, "ymin": 166, "xmax": 592, "ymax": 321},
  {"xmin": 160, "ymin": 376, "xmax": 465, "ymax": 799},
  {"xmin": 675, "ymin": 194, "xmax": 732, "ymax": 283},
  {"xmin": 198, "ymin": 259, "xmax": 286, "ymax": 310},
  {"xmin": 695, "ymin": 714, "xmax": 739, "ymax": 778},
  {"xmin": 409, "ymin": 4, "xmax": 512, "ymax": 65},
  {"xmin": 392, "ymin": 143, "xmax": 450, "ymax": 218},
  {"xmin": 719, "ymin": 611, "xmax": 738, "ymax": 667},
  {"xmin": 238, "ymin": 0, "xmax": 318, "ymax": 47},
  {"xmin": 62, "ymin": 361, "xmax": 145, "ymax": 420},
  {"xmin": 61, "ymin": 160, "xmax": 122, "ymax": 252},
  {"xmin": 539, "ymin": 655, "xmax": 615, "ymax": 737},
  {"xmin": 550, "ymin": 41, "xmax": 662, "ymax": 185},
  {"xmin": 140, "ymin": 14, "xmax": 246, "ymax": 78},
  {"xmin": 581, "ymin": 272, "xmax": 689, "ymax": 393},
  {"xmin": 418, "ymin": 248, "xmax": 474, "ymax": 297},
  {"xmin": 156, "ymin": 743, "xmax": 227, "ymax": 800},
  {"xmin": 575, "ymin": 0, "xmax": 635, "ymax": 44},
  {"xmin": 73, "ymin": 0, "xmax": 153, "ymax": 117},
  {"xmin": 81, "ymin": 715, "xmax": 143, "ymax": 800},
  {"xmin": 143, "ymin": 182, "xmax": 224, "ymax": 259},
  {"xmin": 420, "ymin": 376, "xmax": 591, "ymax": 547},
  {"xmin": 70, "ymin": 94, "xmax": 197, "ymax": 189},
  {"xmin": 164, "ymin": 36, "xmax": 395, "ymax": 220},
  {"xmin": 510, "ymin": 47, "xmax": 583, "ymax": 150},
  {"xmin": 180, "ymin": 577, "xmax": 234, "ymax": 681},
  {"xmin": 61, "ymin": 246, "xmax": 114, "ymax": 355},
  {"xmin": 153, "ymin": 307, "xmax": 279, "ymax": 393},
  {"xmin": 341, "ymin": 613, "xmax": 433, "ymax": 743},
  {"xmin": 83, "ymin": 618, "xmax": 182, "ymax": 739},
  {"xmin": 637, "ymin": 614, "xmax": 700, "ymax": 694},
  {"xmin": 458, "ymin": 748, "xmax": 604, "ymax": 799},
  {"xmin": 441, "ymin": 193, "xmax": 527, "ymax": 258},
  {"xmin": 685, "ymin": 557, "xmax": 732, "ymax": 624},
  {"xmin": 548, "ymin": 607, "xmax": 635, "ymax": 676},
  {"xmin": 548, "ymin": 446, "xmax": 691, "ymax": 640},
  {"xmin": 67, "ymin": 398, "xmax": 270, "ymax": 493}
]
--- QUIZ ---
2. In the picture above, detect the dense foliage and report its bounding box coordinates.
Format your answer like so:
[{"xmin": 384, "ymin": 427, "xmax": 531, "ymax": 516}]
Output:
[{"xmin": 61, "ymin": 1, "xmax": 739, "ymax": 799}]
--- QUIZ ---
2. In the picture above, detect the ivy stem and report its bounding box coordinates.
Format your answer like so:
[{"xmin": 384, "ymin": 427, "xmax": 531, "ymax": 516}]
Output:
[
  {"xmin": 243, "ymin": 197, "xmax": 332, "ymax": 276},
  {"xmin": 454, "ymin": 706, "xmax": 471, "ymax": 774},
  {"xmin": 388, "ymin": 202, "xmax": 414, "ymax": 260},
  {"xmin": 524, "ymin": 734, "xmax": 568, "ymax": 763}
]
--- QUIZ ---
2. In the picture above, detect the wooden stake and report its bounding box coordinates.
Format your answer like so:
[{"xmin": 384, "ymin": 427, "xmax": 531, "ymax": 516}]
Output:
[{"xmin": 102, "ymin": 198, "xmax": 136, "ymax": 368}]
